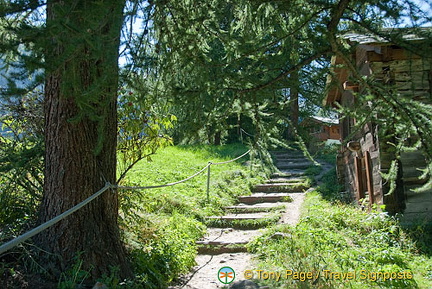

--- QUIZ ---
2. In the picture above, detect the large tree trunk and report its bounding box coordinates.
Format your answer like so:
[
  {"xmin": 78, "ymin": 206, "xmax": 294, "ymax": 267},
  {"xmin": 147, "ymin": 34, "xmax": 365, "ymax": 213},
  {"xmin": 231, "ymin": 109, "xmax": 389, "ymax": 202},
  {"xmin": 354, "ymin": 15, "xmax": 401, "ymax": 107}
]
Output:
[{"xmin": 37, "ymin": 0, "xmax": 131, "ymax": 280}]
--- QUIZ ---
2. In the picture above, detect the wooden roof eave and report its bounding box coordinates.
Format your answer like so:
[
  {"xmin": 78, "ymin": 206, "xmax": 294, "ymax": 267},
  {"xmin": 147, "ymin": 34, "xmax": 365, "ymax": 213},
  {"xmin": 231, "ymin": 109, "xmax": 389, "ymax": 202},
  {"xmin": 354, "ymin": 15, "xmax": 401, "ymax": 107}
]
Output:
[{"xmin": 323, "ymin": 55, "xmax": 348, "ymax": 107}]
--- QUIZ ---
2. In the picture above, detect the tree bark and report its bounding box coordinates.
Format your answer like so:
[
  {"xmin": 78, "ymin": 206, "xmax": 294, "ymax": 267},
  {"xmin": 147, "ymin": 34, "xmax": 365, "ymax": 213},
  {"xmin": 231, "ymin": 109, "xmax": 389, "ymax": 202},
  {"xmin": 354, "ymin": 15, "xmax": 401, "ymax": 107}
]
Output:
[
  {"xmin": 214, "ymin": 131, "xmax": 222, "ymax": 145},
  {"xmin": 288, "ymin": 71, "xmax": 299, "ymax": 141},
  {"xmin": 37, "ymin": 0, "xmax": 131, "ymax": 280}
]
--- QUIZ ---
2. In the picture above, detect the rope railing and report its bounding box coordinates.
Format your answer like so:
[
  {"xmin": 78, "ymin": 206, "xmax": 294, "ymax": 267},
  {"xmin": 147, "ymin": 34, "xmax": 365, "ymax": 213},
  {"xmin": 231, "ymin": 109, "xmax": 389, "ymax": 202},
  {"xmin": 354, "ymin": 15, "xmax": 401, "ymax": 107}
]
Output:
[
  {"xmin": 115, "ymin": 163, "xmax": 211, "ymax": 190},
  {"xmin": 0, "ymin": 149, "xmax": 251, "ymax": 256},
  {"xmin": 0, "ymin": 183, "xmax": 112, "ymax": 256},
  {"xmin": 240, "ymin": 128, "xmax": 255, "ymax": 138},
  {"xmin": 210, "ymin": 149, "xmax": 251, "ymax": 165}
]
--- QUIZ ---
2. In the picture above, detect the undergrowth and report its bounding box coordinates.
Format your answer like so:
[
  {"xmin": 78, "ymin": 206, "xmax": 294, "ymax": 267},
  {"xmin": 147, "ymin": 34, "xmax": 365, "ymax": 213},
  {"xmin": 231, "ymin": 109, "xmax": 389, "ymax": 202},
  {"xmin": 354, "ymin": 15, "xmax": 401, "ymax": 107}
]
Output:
[
  {"xmin": 117, "ymin": 144, "xmax": 265, "ymax": 288},
  {"xmin": 0, "ymin": 143, "xmax": 265, "ymax": 289},
  {"xmin": 248, "ymin": 169, "xmax": 432, "ymax": 289}
]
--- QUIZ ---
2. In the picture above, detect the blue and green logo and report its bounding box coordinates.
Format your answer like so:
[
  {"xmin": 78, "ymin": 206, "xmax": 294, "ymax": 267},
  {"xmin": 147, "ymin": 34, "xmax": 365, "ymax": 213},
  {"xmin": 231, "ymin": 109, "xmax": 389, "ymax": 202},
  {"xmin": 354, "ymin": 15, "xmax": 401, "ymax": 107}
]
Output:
[{"xmin": 218, "ymin": 266, "xmax": 235, "ymax": 284}]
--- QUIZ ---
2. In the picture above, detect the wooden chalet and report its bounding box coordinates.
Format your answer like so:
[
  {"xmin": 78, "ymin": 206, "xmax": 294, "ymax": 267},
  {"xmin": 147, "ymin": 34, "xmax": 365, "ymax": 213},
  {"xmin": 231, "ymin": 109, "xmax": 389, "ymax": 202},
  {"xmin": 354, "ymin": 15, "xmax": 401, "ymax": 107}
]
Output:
[
  {"xmin": 324, "ymin": 29, "xmax": 432, "ymax": 224},
  {"xmin": 302, "ymin": 116, "xmax": 341, "ymax": 143}
]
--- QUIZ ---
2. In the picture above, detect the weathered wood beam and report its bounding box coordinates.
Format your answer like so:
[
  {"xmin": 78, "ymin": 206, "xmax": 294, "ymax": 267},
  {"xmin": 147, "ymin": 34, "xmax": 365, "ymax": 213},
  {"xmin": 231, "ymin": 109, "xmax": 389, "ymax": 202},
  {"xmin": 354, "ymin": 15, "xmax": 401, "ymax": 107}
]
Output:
[
  {"xmin": 364, "ymin": 151, "xmax": 374, "ymax": 205},
  {"xmin": 367, "ymin": 48, "xmax": 422, "ymax": 62},
  {"xmin": 354, "ymin": 156, "xmax": 365, "ymax": 200}
]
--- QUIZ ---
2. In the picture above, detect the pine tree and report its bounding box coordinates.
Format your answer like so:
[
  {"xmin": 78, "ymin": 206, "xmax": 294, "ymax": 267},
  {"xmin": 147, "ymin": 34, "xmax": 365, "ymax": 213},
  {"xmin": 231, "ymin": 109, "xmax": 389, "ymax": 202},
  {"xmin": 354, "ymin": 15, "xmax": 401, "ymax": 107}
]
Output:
[
  {"xmin": 39, "ymin": 0, "xmax": 131, "ymax": 279},
  {"xmin": 1, "ymin": 0, "xmax": 131, "ymax": 281},
  {"xmin": 1, "ymin": 0, "xmax": 431, "ymax": 284},
  {"xmin": 146, "ymin": 0, "xmax": 432, "ymax": 184}
]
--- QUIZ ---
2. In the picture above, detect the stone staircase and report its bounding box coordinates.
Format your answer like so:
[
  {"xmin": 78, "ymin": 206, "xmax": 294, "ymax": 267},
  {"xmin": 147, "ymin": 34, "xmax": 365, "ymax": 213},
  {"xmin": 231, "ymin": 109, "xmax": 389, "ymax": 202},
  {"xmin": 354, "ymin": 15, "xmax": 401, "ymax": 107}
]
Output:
[
  {"xmin": 168, "ymin": 150, "xmax": 315, "ymax": 289},
  {"xmin": 195, "ymin": 150, "xmax": 312, "ymax": 256}
]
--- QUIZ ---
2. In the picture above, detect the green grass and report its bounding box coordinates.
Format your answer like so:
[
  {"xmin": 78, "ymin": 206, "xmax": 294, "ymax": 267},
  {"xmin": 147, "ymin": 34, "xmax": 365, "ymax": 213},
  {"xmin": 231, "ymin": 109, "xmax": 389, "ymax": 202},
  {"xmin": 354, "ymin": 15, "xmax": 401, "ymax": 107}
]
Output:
[
  {"xmin": 119, "ymin": 144, "xmax": 264, "ymax": 216},
  {"xmin": 116, "ymin": 144, "xmax": 265, "ymax": 288},
  {"xmin": 304, "ymin": 164, "xmax": 323, "ymax": 177},
  {"xmin": 0, "ymin": 143, "xmax": 264, "ymax": 289},
  {"xmin": 315, "ymin": 147, "xmax": 339, "ymax": 165},
  {"xmin": 247, "ymin": 170, "xmax": 432, "ymax": 289}
]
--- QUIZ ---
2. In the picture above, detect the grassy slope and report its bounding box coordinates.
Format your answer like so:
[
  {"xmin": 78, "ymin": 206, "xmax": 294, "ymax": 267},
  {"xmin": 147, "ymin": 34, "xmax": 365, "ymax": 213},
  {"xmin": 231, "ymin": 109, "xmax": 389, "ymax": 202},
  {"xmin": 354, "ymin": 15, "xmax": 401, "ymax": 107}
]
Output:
[
  {"xmin": 117, "ymin": 144, "xmax": 264, "ymax": 288},
  {"xmin": 248, "ymin": 170, "xmax": 432, "ymax": 289}
]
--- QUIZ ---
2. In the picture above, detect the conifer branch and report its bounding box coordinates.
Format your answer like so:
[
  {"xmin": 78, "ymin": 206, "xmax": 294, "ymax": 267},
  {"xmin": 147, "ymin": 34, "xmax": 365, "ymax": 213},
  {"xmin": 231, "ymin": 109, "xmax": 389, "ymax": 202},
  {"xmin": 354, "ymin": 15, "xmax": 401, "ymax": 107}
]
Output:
[{"xmin": 234, "ymin": 50, "xmax": 330, "ymax": 93}]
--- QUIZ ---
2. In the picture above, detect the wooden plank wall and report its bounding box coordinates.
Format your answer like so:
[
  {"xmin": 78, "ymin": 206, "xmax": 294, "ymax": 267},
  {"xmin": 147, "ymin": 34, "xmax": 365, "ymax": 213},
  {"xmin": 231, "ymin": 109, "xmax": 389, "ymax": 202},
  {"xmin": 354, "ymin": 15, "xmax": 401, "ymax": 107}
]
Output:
[
  {"xmin": 336, "ymin": 120, "xmax": 383, "ymax": 207},
  {"xmin": 370, "ymin": 58, "xmax": 432, "ymax": 104},
  {"xmin": 370, "ymin": 53, "xmax": 432, "ymax": 224},
  {"xmin": 400, "ymin": 151, "xmax": 432, "ymax": 225},
  {"xmin": 336, "ymin": 45, "xmax": 432, "ymax": 223},
  {"xmin": 358, "ymin": 123, "xmax": 383, "ymax": 206}
]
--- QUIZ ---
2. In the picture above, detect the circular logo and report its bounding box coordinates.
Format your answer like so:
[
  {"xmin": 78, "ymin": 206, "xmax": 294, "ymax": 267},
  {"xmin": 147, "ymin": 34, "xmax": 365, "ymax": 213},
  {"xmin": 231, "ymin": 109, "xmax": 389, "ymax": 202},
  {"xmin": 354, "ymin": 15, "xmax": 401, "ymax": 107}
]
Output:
[{"xmin": 218, "ymin": 266, "xmax": 236, "ymax": 284}]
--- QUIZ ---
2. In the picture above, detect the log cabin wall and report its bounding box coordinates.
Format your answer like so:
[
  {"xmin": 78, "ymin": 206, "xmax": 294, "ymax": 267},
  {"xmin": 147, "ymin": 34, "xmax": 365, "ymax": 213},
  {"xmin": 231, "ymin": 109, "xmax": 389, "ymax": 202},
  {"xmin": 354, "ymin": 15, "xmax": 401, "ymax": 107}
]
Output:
[
  {"xmin": 335, "ymin": 41, "xmax": 432, "ymax": 223},
  {"xmin": 337, "ymin": 81, "xmax": 383, "ymax": 205},
  {"xmin": 369, "ymin": 46, "xmax": 432, "ymax": 224},
  {"xmin": 335, "ymin": 90, "xmax": 355, "ymax": 197},
  {"xmin": 400, "ymin": 151, "xmax": 431, "ymax": 224},
  {"xmin": 360, "ymin": 123, "xmax": 383, "ymax": 206},
  {"xmin": 336, "ymin": 117, "xmax": 384, "ymax": 208},
  {"xmin": 334, "ymin": 47, "xmax": 385, "ymax": 208},
  {"xmin": 306, "ymin": 121, "xmax": 341, "ymax": 142}
]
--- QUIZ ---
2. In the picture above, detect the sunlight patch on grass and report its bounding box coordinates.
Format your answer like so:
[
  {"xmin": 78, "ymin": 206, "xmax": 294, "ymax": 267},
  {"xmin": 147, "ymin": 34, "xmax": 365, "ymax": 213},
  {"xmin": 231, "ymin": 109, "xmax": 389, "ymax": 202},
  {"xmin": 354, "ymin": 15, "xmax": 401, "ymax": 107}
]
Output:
[{"xmin": 117, "ymin": 144, "xmax": 265, "ymax": 288}]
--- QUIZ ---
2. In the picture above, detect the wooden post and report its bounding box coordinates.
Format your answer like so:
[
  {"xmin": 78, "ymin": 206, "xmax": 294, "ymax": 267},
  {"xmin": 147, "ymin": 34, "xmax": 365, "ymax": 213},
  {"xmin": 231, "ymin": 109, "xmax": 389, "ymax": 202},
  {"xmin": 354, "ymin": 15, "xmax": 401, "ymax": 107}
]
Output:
[
  {"xmin": 207, "ymin": 164, "xmax": 211, "ymax": 203},
  {"xmin": 354, "ymin": 156, "xmax": 365, "ymax": 200},
  {"xmin": 364, "ymin": 151, "xmax": 374, "ymax": 205}
]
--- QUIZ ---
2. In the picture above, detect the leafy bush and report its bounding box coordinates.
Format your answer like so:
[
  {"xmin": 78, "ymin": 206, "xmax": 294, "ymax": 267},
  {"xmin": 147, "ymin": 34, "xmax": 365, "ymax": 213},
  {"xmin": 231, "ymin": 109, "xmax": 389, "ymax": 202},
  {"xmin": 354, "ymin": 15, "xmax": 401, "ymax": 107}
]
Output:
[
  {"xmin": 316, "ymin": 168, "xmax": 348, "ymax": 203},
  {"xmin": 127, "ymin": 212, "xmax": 205, "ymax": 288},
  {"xmin": 0, "ymin": 93, "xmax": 43, "ymax": 241}
]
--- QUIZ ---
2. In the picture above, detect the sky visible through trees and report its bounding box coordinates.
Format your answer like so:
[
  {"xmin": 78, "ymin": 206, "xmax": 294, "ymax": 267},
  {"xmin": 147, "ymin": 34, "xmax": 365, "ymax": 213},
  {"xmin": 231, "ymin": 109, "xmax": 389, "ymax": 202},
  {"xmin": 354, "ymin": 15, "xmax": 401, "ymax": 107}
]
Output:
[{"xmin": 0, "ymin": 0, "xmax": 432, "ymax": 286}]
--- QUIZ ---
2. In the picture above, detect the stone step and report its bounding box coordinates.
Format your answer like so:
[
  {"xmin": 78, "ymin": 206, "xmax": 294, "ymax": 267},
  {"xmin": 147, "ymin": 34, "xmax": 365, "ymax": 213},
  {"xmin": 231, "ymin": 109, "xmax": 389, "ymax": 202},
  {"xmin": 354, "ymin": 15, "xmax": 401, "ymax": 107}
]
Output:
[
  {"xmin": 273, "ymin": 155, "xmax": 308, "ymax": 161},
  {"xmin": 272, "ymin": 151, "xmax": 304, "ymax": 157},
  {"xmin": 276, "ymin": 161, "xmax": 313, "ymax": 170},
  {"xmin": 196, "ymin": 241, "xmax": 248, "ymax": 255},
  {"xmin": 253, "ymin": 183, "xmax": 309, "ymax": 193},
  {"xmin": 237, "ymin": 193, "xmax": 295, "ymax": 205},
  {"xmin": 271, "ymin": 171, "xmax": 306, "ymax": 178},
  {"xmin": 205, "ymin": 212, "xmax": 280, "ymax": 229},
  {"xmin": 275, "ymin": 157, "xmax": 308, "ymax": 162},
  {"xmin": 224, "ymin": 203, "xmax": 286, "ymax": 213},
  {"xmin": 276, "ymin": 160, "xmax": 309, "ymax": 166},
  {"xmin": 195, "ymin": 241, "xmax": 249, "ymax": 246},
  {"xmin": 196, "ymin": 226, "xmax": 266, "ymax": 255},
  {"xmin": 275, "ymin": 155, "xmax": 307, "ymax": 159},
  {"xmin": 275, "ymin": 153, "xmax": 307, "ymax": 158},
  {"xmin": 196, "ymin": 240, "xmax": 249, "ymax": 247},
  {"xmin": 266, "ymin": 177, "xmax": 307, "ymax": 183},
  {"xmin": 206, "ymin": 213, "xmax": 271, "ymax": 221},
  {"xmin": 198, "ymin": 228, "xmax": 261, "ymax": 244}
]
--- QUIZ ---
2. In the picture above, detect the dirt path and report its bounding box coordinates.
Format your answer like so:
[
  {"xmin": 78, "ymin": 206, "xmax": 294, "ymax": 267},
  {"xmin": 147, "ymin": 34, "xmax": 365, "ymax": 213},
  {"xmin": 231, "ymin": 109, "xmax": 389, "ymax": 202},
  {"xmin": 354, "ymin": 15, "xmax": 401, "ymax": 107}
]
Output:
[{"xmin": 169, "ymin": 151, "xmax": 331, "ymax": 289}]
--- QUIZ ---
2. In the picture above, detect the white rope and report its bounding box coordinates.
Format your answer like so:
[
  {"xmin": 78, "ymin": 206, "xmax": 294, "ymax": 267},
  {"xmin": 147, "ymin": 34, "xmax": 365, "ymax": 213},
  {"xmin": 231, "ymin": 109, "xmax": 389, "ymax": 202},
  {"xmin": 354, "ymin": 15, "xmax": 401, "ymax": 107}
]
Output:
[
  {"xmin": 240, "ymin": 128, "xmax": 255, "ymax": 137},
  {"xmin": 0, "ymin": 183, "xmax": 112, "ymax": 256},
  {"xmin": 210, "ymin": 149, "xmax": 251, "ymax": 165},
  {"xmin": 0, "ymin": 149, "xmax": 251, "ymax": 255},
  {"xmin": 115, "ymin": 163, "xmax": 211, "ymax": 190},
  {"xmin": 116, "ymin": 149, "xmax": 251, "ymax": 189}
]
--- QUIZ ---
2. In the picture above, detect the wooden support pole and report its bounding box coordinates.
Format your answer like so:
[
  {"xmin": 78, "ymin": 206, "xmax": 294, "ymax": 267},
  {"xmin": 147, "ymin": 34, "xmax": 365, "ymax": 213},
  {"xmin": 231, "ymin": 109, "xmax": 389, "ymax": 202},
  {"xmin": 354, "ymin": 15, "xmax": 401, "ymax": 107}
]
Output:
[
  {"xmin": 354, "ymin": 156, "xmax": 365, "ymax": 200},
  {"xmin": 364, "ymin": 151, "xmax": 374, "ymax": 205},
  {"xmin": 206, "ymin": 164, "xmax": 211, "ymax": 203}
]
